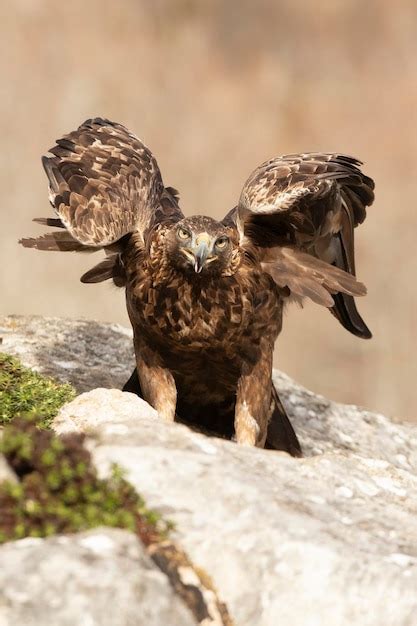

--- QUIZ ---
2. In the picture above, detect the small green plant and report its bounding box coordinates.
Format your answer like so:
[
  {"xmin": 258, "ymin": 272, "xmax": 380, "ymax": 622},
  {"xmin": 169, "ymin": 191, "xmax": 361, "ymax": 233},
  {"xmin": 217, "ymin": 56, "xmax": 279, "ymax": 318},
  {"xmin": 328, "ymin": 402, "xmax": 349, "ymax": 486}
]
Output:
[
  {"xmin": 0, "ymin": 353, "xmax": 76, "ymax": 427},
  {"xmin": 0, "ymin": 415, "xmax": 172, "ymax": 544}
]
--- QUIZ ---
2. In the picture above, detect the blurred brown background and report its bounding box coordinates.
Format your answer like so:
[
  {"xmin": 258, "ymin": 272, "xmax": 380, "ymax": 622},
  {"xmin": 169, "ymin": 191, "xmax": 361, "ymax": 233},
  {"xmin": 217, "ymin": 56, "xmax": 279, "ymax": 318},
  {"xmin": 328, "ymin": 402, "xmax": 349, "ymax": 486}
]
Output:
[{"xmin": 1, "ymin": 0, "xmax": 416, "ymax": 420}]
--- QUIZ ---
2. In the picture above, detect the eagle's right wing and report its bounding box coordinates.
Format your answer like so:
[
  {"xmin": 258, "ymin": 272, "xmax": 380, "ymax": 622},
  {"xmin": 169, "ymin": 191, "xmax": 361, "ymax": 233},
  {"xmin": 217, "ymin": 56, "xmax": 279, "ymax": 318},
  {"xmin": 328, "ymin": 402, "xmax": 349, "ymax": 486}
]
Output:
[{"xmin": 20, "ymin": 118, "xmax": 183, "ymax": 251}]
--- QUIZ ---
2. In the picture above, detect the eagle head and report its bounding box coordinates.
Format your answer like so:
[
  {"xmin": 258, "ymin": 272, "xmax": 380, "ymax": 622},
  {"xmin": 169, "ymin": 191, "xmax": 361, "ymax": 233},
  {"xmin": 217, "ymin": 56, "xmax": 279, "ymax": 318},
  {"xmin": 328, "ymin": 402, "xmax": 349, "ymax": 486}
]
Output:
[{"xmin": 166, "ymin": 215, "xmax": 239, "ymax": 276}]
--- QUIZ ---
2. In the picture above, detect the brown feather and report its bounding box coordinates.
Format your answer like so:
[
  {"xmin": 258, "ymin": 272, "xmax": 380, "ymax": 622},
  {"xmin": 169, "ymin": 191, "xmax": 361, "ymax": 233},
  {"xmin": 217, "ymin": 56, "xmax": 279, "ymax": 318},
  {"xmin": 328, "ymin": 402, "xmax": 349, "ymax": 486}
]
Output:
[
  {"xmin": 261, "ymin": 246, "xmax": 366, "ymax": 307},
  {"xmin": 80, "ymin": 254, "xmax": 126, "ymax": 286},
  {"xmin": 80, "ymin": 257, "xmax": 117, "ymax": 283},
  {"xmin": 19, "ymin": 231, "xmax": 96, "ymax": 252},
  {"xmin": 41, "ymin": 118, "xmax": 183, "ymax": 247}
]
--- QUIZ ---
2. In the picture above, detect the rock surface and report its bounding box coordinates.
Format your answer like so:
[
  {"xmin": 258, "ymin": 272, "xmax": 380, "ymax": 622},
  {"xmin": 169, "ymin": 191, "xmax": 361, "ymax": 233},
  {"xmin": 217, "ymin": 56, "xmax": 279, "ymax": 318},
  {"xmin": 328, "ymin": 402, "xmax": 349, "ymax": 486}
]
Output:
[
  {"xmin": 53, "ymin": 387, "xmax": 158, "ymax": 435},
  {"xmin": 63, "ymin": 391, "xmax": 417, "ymax": 626},
  {"xmin": 0, "ymin": 315, "xmax": 135, "ymax": 392},
  {"xmin": 0, "ymin": 528, "xmax": 196, "ymax": 626},
  {"xmin": 2, "ymin": 315, "xmax": 417, "ymax": 626}
]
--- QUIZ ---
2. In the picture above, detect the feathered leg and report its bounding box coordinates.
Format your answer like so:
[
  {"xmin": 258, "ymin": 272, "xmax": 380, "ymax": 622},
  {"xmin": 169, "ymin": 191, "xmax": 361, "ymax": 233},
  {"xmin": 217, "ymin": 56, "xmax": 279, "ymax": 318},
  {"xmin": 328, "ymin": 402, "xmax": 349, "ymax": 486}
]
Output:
[
  {"xmin": 235, "ymin": 347, "xmax": 273, "ymax": 447},
  {"xmin": 124, "ymin": 366, "xmax": 302, "ymax": 456},
  {"xmin": 134, "ymin": 343, "xmax": 177, "ymax": 422}
]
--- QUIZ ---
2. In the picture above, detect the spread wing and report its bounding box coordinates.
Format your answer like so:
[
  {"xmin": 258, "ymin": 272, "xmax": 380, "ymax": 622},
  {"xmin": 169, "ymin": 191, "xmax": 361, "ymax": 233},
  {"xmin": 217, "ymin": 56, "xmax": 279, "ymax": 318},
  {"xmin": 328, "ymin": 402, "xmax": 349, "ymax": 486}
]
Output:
[
  {"xmin": 238, "ymin": 152, "xmax": 374, "ymax": 245},
  {"xmin": 225, "ymin": 153, "xmax": 375, "ymax": 334},
  {"xmin": 21, "ymin": 118, "xmax": 182, "ymax": 249}
]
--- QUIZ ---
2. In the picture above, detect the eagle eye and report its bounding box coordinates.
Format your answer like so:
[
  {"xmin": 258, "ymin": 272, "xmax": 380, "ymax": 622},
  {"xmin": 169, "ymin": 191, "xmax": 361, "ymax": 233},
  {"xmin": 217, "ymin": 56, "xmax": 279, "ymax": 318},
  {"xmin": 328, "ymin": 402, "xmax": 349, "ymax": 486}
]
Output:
[
  {"xmin": 177, "ymin": 227, "xmax": 191, "ymax": 241},
  {"xmin": 215, "ymin": 236, "xmax": 229, "ymax": 249}
]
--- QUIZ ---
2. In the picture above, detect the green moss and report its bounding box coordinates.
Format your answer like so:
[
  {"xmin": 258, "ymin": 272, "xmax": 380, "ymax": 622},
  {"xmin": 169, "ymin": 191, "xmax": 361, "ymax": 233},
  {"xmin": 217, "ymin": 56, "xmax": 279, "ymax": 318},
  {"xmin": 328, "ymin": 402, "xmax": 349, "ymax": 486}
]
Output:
[
  {"xmin": 0, "ymin": 355, "xmax": 173, "ymax": 546},
  {"xmin": 0, "ymin": 353, "xmax": 76, "ymax": 427},
  {"xmin": 0, "ymin": 415, "xmax": 172, "ymax": 545}
]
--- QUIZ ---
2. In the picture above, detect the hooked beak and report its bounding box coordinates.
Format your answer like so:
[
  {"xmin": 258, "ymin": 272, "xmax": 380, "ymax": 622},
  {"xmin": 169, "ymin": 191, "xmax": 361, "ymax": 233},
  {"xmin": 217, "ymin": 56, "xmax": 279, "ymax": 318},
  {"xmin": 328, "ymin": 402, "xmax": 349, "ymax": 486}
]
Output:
[{"xmin": 193, "ymin": 241, "xmax": 210, "ymax": 273}]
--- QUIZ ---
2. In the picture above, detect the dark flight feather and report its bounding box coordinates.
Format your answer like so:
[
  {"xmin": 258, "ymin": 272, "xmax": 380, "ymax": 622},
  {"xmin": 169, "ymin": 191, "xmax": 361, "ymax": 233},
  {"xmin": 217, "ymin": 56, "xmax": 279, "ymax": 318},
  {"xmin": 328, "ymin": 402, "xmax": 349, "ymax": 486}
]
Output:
[
  {"xmin": 265, "ymin": 386, "xmax": 302, "ymax": 456},
  {"xmin": 329, "ymin": 218, "xmax": 372, "ymax": 338},
  {"xmin": 33, "ymin": 217, "xmax": 65, "ymax": 228},
  {"xmin": 80, "ymin": 254, "xmax": 126, "ymax": 287},
  {"xmin": 80, "ymin": 257, "xmax": 118, "ymax": 283},
  {"xmin": 330, "ymin": 292, "xmax": 372, "ymax": 339}
]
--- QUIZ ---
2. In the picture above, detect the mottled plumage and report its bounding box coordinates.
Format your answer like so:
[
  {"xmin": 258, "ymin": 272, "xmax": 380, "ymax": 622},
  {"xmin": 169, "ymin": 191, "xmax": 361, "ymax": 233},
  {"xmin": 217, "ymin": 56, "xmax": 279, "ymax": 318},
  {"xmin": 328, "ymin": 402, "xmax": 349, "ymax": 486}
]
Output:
[{"xmin": 20, "ymin": 118, "xmax": 375, "ymax": 454}]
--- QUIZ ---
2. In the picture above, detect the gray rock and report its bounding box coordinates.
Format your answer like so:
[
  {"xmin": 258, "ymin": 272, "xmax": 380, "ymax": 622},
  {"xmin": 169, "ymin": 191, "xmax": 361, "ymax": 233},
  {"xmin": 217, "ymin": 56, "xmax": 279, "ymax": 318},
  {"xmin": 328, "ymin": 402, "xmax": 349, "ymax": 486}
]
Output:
[
  {"xmin": 273, "ymin": 369, "xmax": 417, "ymax": 473},
  {"xmin": 53, "ymin": 388, "xmax": 158, "ymax": 435},
  {"xmin": 0, "ymin": 315, "xmax": 135, "ymax": 392},
  {"xmin": 2, "ymin": 315, "xmax": 417, "ymax": 625},
  {"xmin": 89, "ymin": 416, "xmax": 417, "ymax": 626},
  {"xmin": 0, "ymin": 528, "xmax": 196, "ymax": 626}
]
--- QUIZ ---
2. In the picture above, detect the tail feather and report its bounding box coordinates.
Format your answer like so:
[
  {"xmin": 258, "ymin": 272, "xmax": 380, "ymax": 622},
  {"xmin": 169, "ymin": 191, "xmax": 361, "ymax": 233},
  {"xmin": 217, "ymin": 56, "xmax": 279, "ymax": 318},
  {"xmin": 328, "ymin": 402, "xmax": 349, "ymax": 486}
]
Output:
[{"xmin": 265, "ymin": 386, "xmax": 302, "ymax": 456}]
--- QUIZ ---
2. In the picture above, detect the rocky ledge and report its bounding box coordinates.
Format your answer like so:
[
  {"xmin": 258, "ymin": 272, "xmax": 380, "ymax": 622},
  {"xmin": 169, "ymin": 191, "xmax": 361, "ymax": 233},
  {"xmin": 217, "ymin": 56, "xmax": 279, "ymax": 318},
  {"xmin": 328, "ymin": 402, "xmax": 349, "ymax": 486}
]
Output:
[{"xmin": 1, "ymin": 315, "xmax": 417, "ymax": 626}]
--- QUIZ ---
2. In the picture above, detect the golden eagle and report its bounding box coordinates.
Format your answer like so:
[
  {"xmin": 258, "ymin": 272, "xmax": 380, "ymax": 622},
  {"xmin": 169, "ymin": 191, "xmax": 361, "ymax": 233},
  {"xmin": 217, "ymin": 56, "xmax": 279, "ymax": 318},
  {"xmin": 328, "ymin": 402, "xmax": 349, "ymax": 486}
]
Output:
[{"xmin": 20, "ymin": 118, "xmax": 375, "ymax": 455}]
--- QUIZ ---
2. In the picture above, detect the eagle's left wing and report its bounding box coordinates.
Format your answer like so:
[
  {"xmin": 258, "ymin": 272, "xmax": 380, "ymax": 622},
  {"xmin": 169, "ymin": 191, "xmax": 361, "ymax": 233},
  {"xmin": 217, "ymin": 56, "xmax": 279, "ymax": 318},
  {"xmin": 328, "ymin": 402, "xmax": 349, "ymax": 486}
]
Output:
[
  {"xmin": 20, "ymin": 118, "xmax": 183, "ymax": 284},
  {"xmin": 21, "ymin": 118, "xmax": 183, "ymax": 249},
  {"xmin": 226, "ymin": 153, "xmax": 374, "ymax": 333}
]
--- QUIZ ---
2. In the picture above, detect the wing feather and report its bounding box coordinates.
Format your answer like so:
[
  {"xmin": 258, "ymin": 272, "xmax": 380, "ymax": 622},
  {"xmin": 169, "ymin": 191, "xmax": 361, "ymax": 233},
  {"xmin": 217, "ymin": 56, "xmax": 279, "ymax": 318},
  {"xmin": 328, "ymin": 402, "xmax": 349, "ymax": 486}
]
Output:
[
  {"xmin": 41, "ymin": 118, "xmax": 182, "ymax": 247},
  {"xmin": 238, "ymin": 153, "xmax": 374, "ymax": 236},
  {"xmin": 33, "ymin": 217, "xmax": 65, "ymax": 228},
  {"xmin": 19, "ymin": 231, "xmax": 97, "ymax": 252},
  {"xmin": 261, "ymin": 246, "xmax": 367, "ymax": 308},
  {"xmin": 80, "ymin": 255, "xmax": 126, "ymax": 286}
]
